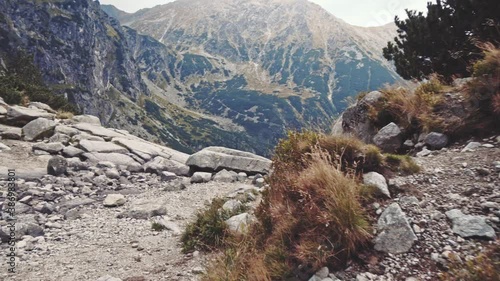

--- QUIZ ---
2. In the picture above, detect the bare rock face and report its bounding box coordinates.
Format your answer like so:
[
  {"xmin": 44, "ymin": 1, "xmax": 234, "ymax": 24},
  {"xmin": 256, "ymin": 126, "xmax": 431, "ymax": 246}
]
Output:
[
  {"xmin": 332, "ymin": 91, "xmax": 383, "ymax": 143},
  {"xmin": 186, "ymin": 146, "xmax": 272, "ymax": 175},
  {"xmin": 445, "ymin": 209, "xmax": 496, "ymax": 240},
  {"xmin": 6, "ymin": 106, "xmax": 55, "ymax": 126}
]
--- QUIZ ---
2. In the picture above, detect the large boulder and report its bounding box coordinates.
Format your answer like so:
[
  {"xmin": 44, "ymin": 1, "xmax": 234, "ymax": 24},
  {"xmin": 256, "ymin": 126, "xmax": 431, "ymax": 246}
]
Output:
[
  {"xmin": 143, "ymin": 156, "xmax": 190, "ymax": 176},
  {"xmin": 22, "ymin": 118, "xmax": 56, "ymax": 141},
  {"xmin": 424, "ymin": 132, "xmax": 449, "ymax": 150},
  {"xmin": 6, "ymin": 105, "xmax": 55, "ymax": 125},
  {"xmin": 186, "ymin": 147, "xmax": 272, "ymax": 175},
  {"xmin": 331, "ymin": 91, "xmax": 383, "ymax": 143},
  {"xmin": 372, "ymin": 122, "xmax": 403, "ymax": 153},
  {"xmin": 374, "ymin": 203, "xmax": 417, "ymax": 254},
  {"xmin": 213, "ymin": 169, "xmax": 238, "ymax": 183},
  {"xmin": 78, "ymin": 140, "xmax": 129, "ymax": 154}
]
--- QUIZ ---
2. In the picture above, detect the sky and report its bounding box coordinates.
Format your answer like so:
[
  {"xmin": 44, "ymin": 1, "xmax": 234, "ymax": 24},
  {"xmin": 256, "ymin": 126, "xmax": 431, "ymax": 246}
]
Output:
[{"xmin": 98, "ymin": 0, "xmax": 429, "ymax": 27}]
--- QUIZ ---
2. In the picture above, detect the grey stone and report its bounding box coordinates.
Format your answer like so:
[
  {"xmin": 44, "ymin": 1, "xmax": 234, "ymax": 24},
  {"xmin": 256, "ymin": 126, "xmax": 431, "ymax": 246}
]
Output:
[
  {"xmin": 54, "ymin": 125, "xmax": 80, "ymax": 137},
  {"xmin": 67, "ymin": 157, "xmax": 90, "ymax": 170},
  {"xmin": 105, "ymin": 169, "xmax": 121, "ymax": 179},
  {"xmin": 416, "ymin": 147, "xmax": 432, "ymax": 157},
  {"xmin": 83, "ymin": 153, "xmax": 140, "ymax": 167},
  {"xmin": 0, "ymin": 125, "xmax": 22, "ymax": 140},
  {"xmin": 71, "ymin": 133, "xmax": 105, "ymax": 143},
  {"xmin": 143, "ymin": 156, "xmax": 189, "ymax": 176},
  {"xmin": 103, "ymin": 194, "xmax": 126, "ymax": 207},
  {"xmin": 72, "ymin": 123, "xmax": 124, "ymax": 140},
  {"xmin": 424, "ymin": 132, "xmax": 449, "ymax": 150},
  {"xmin": 47, "ymin": 156, "xmax": 67, "ymax": 176},
  {"xmin": 373, "ymin": 122, "xmax": 402, "ymax": 152},
  {"xmin": 28, "ymin": 102, "xmax": 55, "ymax": 113},
  {"xmin": 112, "ymin": 137, "xmax": 190, "ymax": 163},
  {"xmin": 48, "ymin": 133, "xmax": 71, "ymax": 145},
  {"xmin": 213, "ymin": 169, "xmax": 237, "ymax": 183},
  {"xmin": 445, "ymin": 209, "xmax": 496, "ymax": 239},
  {"xmin": 374, "ymin": 203, "xmax": 417, "ymax": 254},
  {"xmin": 461, "ymin": 142, "xmax": 481, "ymax": 152},
  {"xmin": 58, "ymin": 198, "xmax": 95, "ymax": 210},
  {"xmin": 363, "ymin": 172, "xmax": 391, "ymax": 198},
  {"xmin": 72, "ymin": 115, "xmax": 101, "ymax": 125},
  {"xmin": 222, "ymin": 200, "xmax": 243, "ymax": 213},
  {"xmin": 22, "ymin": 118, "xmax": 56, "ymax": 141},
  {"xmin": 403, "ymin": 140, "xmax": 415, "ymax": 147},
  {"xmin": 32, "ymin": 142, "xmax": 65, "ymax": 154},
  {"xmin": 186, "ymin": 146, "xmax": 272, "ymax": 175},
  {"xmin": 0, "ymin": 142, "xmax": 11, "ymax": 151},
  {"xmin": 79, "ymin": 140, "xmax": 129, "ymax": 154},
  {"xmin": 6, "ymin": 105, "xmax": 55, "ymax": 125},
  {"xmin": 160, "ymin": 171, "xmax": 177, "ymax": 181},
  {"xmin": 62, "ymin": 146, "xmax": 84, "ymax": 158},
  {"xmin": 163, "ymin": 178, "xmax": 187, "ymax": 191},
  {"xmin": 225, "ymin": 213, "xmax": 255, "ymax": 235},
  {"xmin": 118, "ymin": 200, "xmax": 167, "ymax": 219},
  {"xmin": 191, "ymin": 172, "xmax": 212, "ymax": 183},
  {"xmin": 254, "ymin": 177, "xmax": 265, "ymax": 188},
  {"xmin": 237, "ymin": 172, "xmax": 247, "ymax": 182}
]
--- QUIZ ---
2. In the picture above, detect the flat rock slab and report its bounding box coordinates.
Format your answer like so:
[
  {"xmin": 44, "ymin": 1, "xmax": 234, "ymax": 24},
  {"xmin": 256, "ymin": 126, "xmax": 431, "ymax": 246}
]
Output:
[
  {"xmin": 445, "ymin": 209, "xmax": 496, "ymax": 239},
  {"xmin": 72, "ymin": 115, "xmax": 101, "ymax": 125},
  {"xmin": 57, "ymin": 198, "xmax": 95, "ymax": 210},
  {"xmin": 79, "ymin": 140, "xmax": 129, "ymax": 154},
  {"xmin": 72, "ymin": 123, "xmax": 124, "ymax": 139},
  {"xmin": 6, "ymin": 105, "xmax": 55, "ymax": 125},
  {"xmin": 186, "ymin": 146, "xmax": 272, "ymax": 175},
  {"xmin": 374, "ymin": 203, "xmax": 417, "ymax": 254},
  {"xmin": 112, "ymin": 137, "xmax": 189, "ymax": 163},
  {"xmin": 0, "ymin": 124, "xmax": 22, "ymax": 140},
  {"xmin": 32, "ymin": 142, "xmax": 65, "ymax": 154},
  {"xmin": 83, "ymin": 152, "xmax": 140, "ymax": 167},
  {"xmin": 0, "ymin": 166, "xmax": 48, "ymax": 180},
  {"xmin": 117, "ymin": 200, "xmax": 167, "ymax": 219}
]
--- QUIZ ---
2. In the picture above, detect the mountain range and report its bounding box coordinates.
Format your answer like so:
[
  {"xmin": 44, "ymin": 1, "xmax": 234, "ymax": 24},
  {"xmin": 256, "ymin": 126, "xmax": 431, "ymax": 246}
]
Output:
[{"xmin": 0, "ymin": 0, "xmax": 400, "ymax": 156}]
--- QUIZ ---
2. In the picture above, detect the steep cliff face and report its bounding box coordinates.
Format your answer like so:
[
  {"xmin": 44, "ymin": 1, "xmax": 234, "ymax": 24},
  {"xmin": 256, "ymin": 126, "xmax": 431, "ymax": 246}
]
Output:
[{"xmin": 0, "ymin": 0, "xmax": 147, "ymax": 124}]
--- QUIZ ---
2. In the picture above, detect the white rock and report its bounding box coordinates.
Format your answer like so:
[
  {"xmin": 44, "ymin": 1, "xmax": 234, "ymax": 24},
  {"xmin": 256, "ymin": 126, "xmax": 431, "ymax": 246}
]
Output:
[
  {"xmin": 363, "ymin": 172, "xmax": 390, "ymax": 198},
  {"xmin": 103, "ymin": 194, "xmax": 126, "ymax": 207}
]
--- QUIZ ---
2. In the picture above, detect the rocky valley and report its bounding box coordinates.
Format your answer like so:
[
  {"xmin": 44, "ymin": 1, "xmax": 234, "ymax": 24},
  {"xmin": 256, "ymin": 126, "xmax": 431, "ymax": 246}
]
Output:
[{"xmin": 1, "ymin": 0, "xmax": 399, "ymax": 156}]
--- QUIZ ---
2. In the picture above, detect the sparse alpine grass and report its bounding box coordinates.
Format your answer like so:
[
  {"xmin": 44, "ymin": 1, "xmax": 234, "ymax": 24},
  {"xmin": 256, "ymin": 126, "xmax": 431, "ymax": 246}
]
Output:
[
  {"xmin": 384, "ymin": 154, "xmax": 421, "ymax": 175},
  {"xmin": 202, "ymin": 132, "xmax": 378, "ymax": 280},
  {"xmin": 440, "ymin": 240, "xmax": 500, "ymax": 281}
]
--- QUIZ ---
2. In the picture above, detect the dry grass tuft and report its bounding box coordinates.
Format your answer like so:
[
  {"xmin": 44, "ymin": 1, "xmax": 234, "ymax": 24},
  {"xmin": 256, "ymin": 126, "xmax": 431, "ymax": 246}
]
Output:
[
  {"xmin": 56, "ymin": 110, "xmax": 74, "ymax": 119},
  {"xmin": 201, "ymin": 133, "xmax": 377, "ymax": 280}
]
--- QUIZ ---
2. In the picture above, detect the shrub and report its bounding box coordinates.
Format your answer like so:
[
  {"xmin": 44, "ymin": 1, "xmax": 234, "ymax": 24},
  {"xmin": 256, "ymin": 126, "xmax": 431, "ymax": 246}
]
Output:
[
  {"xmin": 371, "ymin": 77, "xmax": 446, "ymax": 134},
  {"xmin": 440, "ymin": 240, "xmax": 500, "ymax": 281},
  {"xmin": 181, "ymin": 198, "xmax": 230, "ymax": 253},
  {"xmin": 181, "ymin": 198, "xmax": 248, "ymax": 253},
  {"xmin": 151, "ymin": 222, "xmax": 166, "ymax": 232}
]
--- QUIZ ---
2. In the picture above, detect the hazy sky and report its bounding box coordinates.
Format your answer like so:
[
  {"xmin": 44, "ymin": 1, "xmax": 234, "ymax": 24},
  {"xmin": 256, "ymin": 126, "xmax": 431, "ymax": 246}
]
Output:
[{"xmin": 99, "ymin": 0, "xmax": 429, "ymax": 27}]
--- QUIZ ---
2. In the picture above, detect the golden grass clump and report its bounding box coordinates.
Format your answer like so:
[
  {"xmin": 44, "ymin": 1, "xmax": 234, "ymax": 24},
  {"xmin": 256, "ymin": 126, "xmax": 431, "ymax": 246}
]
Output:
[{"xmin": 203, "ymin": 133, "xmax": 375, "ymax": 280}]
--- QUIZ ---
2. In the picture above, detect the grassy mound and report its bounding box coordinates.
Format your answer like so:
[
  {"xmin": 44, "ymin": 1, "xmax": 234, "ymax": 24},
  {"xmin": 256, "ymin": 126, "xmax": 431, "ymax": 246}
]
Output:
[{"xmin": 199, "ymin": 132, "xmax": 382, "ymax": 280}]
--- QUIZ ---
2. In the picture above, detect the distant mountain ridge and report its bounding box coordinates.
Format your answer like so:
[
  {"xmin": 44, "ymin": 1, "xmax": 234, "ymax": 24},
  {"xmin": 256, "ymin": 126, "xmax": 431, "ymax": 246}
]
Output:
[{"xmin": 0, "ymin": 0, "xmax": 400, "ymax": 157}]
